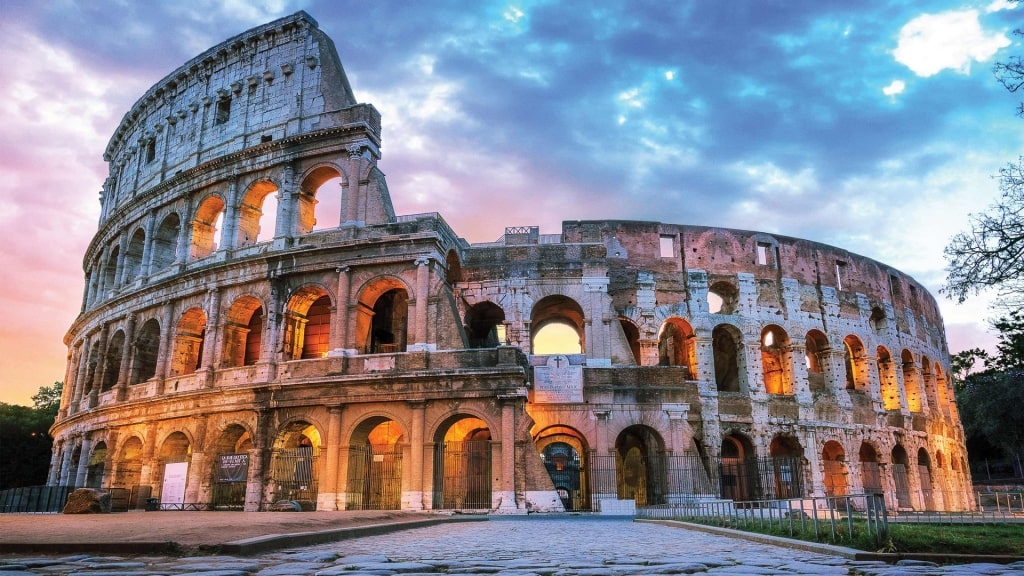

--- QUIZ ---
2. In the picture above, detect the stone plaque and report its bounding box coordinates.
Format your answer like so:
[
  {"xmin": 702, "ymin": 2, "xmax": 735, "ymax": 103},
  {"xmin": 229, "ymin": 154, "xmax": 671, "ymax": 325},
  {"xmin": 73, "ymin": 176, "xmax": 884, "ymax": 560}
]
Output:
[{"xmin": 533, "ymin": 354, "xmax": 583, "ymax": 403}]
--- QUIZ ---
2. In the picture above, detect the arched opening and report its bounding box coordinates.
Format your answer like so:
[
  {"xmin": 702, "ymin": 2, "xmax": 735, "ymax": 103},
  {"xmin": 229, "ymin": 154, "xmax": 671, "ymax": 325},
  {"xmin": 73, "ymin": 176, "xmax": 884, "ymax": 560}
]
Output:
[
  {"xmin": 869, "ymin": 307, "xmax": 887, "ymax": 333},
  {"xmin": 270, "ymin": 421, "xmax": 321, "ymax": 508},
  {"xmin": 804, "ymin": 330, "xmax": 829, "ymax": 393},
  {"xmin": 102, "ymin": 246, "xmax": 120, "ymax": 293},
  {"xmin": 877, "ymin": 346, "xmax": 901, "ymax": 410},
  {"xmin": 659, "ymin": 317, "xmax": 697, "ymax": 378},
  {"xmin": 190, "ymin": 195, "xmax": 225, "ymax": 260},
  {"xmin": 151, "ymin": 213, "xmax": 181, "ymax": 270},
  {"xmin": 356, "ymin": 279, "xmax": 410, "ymax": 354},
  {"xmin": 934, "ymin": 366, "xmax": 951, "ymax": 418},
  {"xmin": 615, "ymin": 425, "xmax": 666, "ymax": 506},
  {"xmin": 222, "ymin": 296, "xmax": 264, "ymax": 368},
  {"xmin": 170, "ymin": 308, "xmax": 206, "ymax": 376},
  {"xmin": 298, "ymin": 166, "xmax": 344, "ymax": 234},
  {"xmin": 901, "ymin": 350, "xmax": 923, "ymax": 412},
  {"xmin": 465, "ymin": 302, "xmax": 506, "ymax": 348},
  {"xmin": 707, "ymin": 281, "xmax": 738, "ymax": 314},
  {"xmin": 86, "ymin": 442, "xmax": 107, "ymax": 489},
  {"xmin": 283, "ymin": 287, "xmax": 332, "ymax": 360},
  {"xmin": 210, "ymin": 424, "xmax": 253, "ymax": 510},
  {"xmin": 101, "ymin": 330, "xmax": 125, "ymax": 392},
  {"xmin": 445, "ymin": 249, "xmax": 462, "ymax": 285},
  {"xmin": 237, "ymin": 180, "xmax": 279, "ymax": 246},
  {"xmin": 720, "ymin": 433, "xmax": 758, "ymax": 501},
  {"xmin": 113, "ymin": 437, "xmax": 143, "ymax": 499},
  {"xmin": 131, "ymin": 319, "xmax": 161, "ymax": 384},
  {"xmin": 843, "ymin": 335, "xmax": 868, "ymax": 392},
  {"xmin": 531, "ymin": 295, "xmax": 585, "ymax": 355},
  {"xmin": 157, "ymin": 432, "xmax": 191, "ymax": 508},
  {"xmin": 346, "ymin": 417, "xmax": 404, "ymax": 510},
  {"xmin": 891, "ymin": 444, "xmax": 912, "ymax": 508},
  {"xmin": 123, "ymin": 229, "xmax": 146, "ymax": 282},
  {"xmin": 917, "ymin": 448, "xmax": 934, "ymax": 510},
  {"xmin": 761, "ymin": 324, "xmax": 792, "ymax": 395},
  {"xmin": 433, "ymin": 416, "xmax": 492, "ymax": 510},
  {"xmin": 712, "ymin": 324, "xmax": 743, "ymax": 392},
  {"xmin": 858, "ymin": 442, "xmax": 882, "ymax": 494},
  {"xmin": 536, "ymin": 425, "xmax": 590, "ymax": 511},
  {"xmin": 821, "ymin": 441, "xmax": 848, "ymax": 498},
  {"xmin": 619, "ymin": 318, "xmax": 641, "ymax": 365},
  {"xmin": 921, "ymin": 356, "xmax": 940, "ymax": 414},
  {"xmin": 768, "ymin": 435, "xmax": 804, "ymax": 498}
]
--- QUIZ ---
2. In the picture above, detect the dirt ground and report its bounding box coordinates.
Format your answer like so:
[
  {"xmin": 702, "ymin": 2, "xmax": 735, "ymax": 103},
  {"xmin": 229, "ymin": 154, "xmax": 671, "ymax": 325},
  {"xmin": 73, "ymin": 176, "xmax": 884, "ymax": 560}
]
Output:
[{"xmin": 0, "ymin": 510, "xmax": 428, "ymax": 548}]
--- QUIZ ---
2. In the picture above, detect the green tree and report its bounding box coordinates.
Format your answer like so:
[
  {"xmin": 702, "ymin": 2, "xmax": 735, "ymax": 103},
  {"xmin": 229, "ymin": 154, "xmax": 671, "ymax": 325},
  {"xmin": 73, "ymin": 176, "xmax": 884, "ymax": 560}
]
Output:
[{"xmin": 0, "ymin": 382, "xmax": 63, "ymax": 490}]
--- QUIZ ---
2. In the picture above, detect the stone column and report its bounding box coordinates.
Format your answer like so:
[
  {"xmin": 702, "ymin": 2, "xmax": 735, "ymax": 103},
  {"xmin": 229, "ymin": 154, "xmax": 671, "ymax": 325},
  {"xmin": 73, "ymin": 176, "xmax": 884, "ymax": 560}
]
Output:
[
  {"xmin": 201, "ymin": 288, "xmax": 221, "ymax": 387},
  {"xmin": 411, "ymin": 257, "xmax": 433, "ymax": 351},
  {"xmin": 90, "ymin": 324, "xmax": 110, "ymax": 408},
  {"xmin": 582, "ymin": 276, "xmax": 611, "ymax": 365},
  {"xmin": 141, "ymin": 211, "xmax": 157, "ymax": 277},
  {"xmin": 75, "ymin": 435, "xmax": 93, "ymax": 487},
  {"xmin": 274, "ymin": 163, "xmax": 295, "ymax": 246},
  {"xmin": 71, "ymin": 341, "xmax": 90, "ymax": 412},
  {"xmin": 47, "ymin": 441, "xmax": 63, "ymax": 485},
  {"xmin": 155, "ymin": 300, "xmax": 176, "ymax": 389},
  {"xmin": 329, "ymin": 266, "xmax": 353, "ymax": 355},
  {"xmin": 404, "ymin": 400, "xmax": 426, "ymax": 510},
  {"xmin": 496, "ymin": 398, "xmax": 519, "ymax": 512},
  {"xmin": 318, "ymin": 405, "xmax": 344, "ymax": 511},
  {"xmin": 58, "ymin": 440, "xmax": 75, "ymax": 486},
  {"xmin": 186, "ymin": 416, "xmax": 208, "ymax": 504},
  {"xmin": 117, "ymin": 315, "xmax": 136, "ymax": 400},
  {"xmin": 343, "ymin": 145, "xmax": 365, "ymax": 226},
  {"xmin": 220, "ymin": 179, "xmax": 240, "ymax": 251}
]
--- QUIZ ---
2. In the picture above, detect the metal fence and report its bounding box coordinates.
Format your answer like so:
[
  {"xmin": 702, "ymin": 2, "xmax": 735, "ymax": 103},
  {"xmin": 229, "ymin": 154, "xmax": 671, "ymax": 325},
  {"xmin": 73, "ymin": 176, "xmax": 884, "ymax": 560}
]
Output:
[
  {"xmin": 637, "ymin": 493, "xmax": 890, "ymax": 547},
  {"xmin": 346, "ymin": 444, "xmax": 403, "ymax": 510},
  {"xmin": 0, "ymin": 485, "xmax": 77, "ymax": 513}
]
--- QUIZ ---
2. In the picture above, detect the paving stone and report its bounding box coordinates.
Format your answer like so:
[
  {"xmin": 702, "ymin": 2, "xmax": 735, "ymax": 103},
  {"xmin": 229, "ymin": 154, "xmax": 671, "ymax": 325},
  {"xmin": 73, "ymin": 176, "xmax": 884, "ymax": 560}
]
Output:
[{"xmin": 256, "ymin": 562, "xmax": 328, "ymax": 575}]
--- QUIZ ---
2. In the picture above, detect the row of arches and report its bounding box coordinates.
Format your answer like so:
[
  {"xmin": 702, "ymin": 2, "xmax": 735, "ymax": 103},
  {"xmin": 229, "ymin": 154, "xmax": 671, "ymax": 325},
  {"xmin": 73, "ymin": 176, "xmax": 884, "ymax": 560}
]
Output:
[{"xmin": 86, "ymin": 165, "xmax": 348, "ymax": 307}]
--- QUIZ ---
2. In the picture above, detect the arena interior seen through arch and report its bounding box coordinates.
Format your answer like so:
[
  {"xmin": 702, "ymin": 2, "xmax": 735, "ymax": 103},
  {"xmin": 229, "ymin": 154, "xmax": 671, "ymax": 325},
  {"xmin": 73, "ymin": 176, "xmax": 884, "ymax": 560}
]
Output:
[{"xmin": 48, "ymin": 11, "xmax": 971, "ymax": 513}]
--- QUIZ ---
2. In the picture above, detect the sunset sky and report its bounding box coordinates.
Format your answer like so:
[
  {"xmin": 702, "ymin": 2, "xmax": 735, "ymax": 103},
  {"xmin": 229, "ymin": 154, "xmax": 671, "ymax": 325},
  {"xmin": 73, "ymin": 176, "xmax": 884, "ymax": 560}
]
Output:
[{"xmin": 1, "ymin": 1, "xmax": 1021, "ymax": 405}]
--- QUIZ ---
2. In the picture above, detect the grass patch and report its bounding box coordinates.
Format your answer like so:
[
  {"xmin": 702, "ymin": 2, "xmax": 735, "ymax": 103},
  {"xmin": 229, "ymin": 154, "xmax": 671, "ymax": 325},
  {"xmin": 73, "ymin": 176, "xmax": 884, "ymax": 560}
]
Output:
[{"xmin": 671, "ymin": 516, "xmax": 1024, "ymax": 555}]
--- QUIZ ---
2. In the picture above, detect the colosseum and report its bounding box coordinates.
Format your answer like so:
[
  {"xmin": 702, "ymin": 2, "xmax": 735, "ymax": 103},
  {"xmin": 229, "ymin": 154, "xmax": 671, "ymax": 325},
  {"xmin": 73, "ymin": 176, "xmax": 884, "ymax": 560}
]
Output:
[{"xmin": 48, "ymin": 11, "xmax": 971, "ymax": 514}]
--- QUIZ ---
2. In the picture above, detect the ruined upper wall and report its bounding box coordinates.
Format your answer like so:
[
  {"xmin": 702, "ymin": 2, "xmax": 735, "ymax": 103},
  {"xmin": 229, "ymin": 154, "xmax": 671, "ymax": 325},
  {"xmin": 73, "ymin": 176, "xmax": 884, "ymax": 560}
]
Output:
[{"xmin": 99, "ymin": 11, "xmax": 372, "ymax": 221}]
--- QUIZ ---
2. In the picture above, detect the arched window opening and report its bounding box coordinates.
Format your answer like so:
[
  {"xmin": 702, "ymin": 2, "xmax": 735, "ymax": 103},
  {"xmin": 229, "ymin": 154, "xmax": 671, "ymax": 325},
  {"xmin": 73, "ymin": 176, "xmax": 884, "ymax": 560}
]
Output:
[
  {"xmin": 620, "ymin": 318, "xmax": 641, "ymax": 365},
  {"xmin": 530, "ymin": 295, "xmax": 585, "ymax": 356},
  {"xmin": 760, "ymin": 324, "xmax": 791, "ymax": 395},
  {"xmin": 877, "ymin": 346, "xmax": 901, "ymax": 410},
  {"xmin": 859, "ymin": 442, "xmax": 882, "ymax": 494},
  {"xmin": 113, "ymin": 436, "xmax": 144, "ymax": 491},
  {"xmin": 843, "ymin": 335, "xmax": 868, "ymax": 392},
  {"xmin": 917, "ymin": 448, "xmax": 934, "ymax": 510},
  {"xmin": 170, "ymin": 308, "xmax": 206, "ymax": 376},
  {"xmin": 102, "ymin": 246, "xmax": 120, "ymax": 293},
  {"xmin": 921, "ymin": 356, "xmax": 938, "ymax": 413},
  {"xmin": 433, "ymin": 415, "xmax": 492, "ymax": 509},
  {"xmin": 805, "ymin": 330, "xmax": 829, "ymax": 393},
  {"xmin": 934, "ymin": 366, "xmax": 951, "ymax": 418},
  {"xmin": 891, "ymin": 445, "xmax": 912, "ymax": 508},
  {"xmin": 768, "ymin": 435, "xmax": 804, "ymax": 499},
  {"xmin": 86, "ymin": 442, "xmax": 107, "ymax": 489},
  {"xmin": 821, "ymin": 441, "xmax": 847, "ymax": 498},
  {"xmin": 346, "ymin": 418, "xmax": 405, "ymax": 510},
  {"xmin": 712, "ymin": 324, "xmax": 742, "ymax": 392},
  {"xmin": 101, "ymin": 330, "xmax": 126, "ymax": 392},
  {"xmin": 901, "ymin": 350, "xmax": 923, "ymax": 412},
  {"xmin": 615, "ymin": 425, "xmax": 667, "ymax": 506},
  {"xmin": 720, "ymin": 433, "xmax": 757, "ymax": 501},
  {"xmin": 132, "ymin": 319, "xmax": 161, "ymax": 384},
  {"xmin": 869, "ymin": 307, "xmax": 887, "ymax": 333},
  {"xmin": 151, "ymin": 213, "xmax": 181, "ymax": 271},
  {"xmin": 222, "ymin": 296, "xmax": 264, "ymax": 368},
  {"xmin": 270, "ymin": 421, "xmax": 321, "ymax": 506},
  {"xmin": 658, "ymin": 318, "xmax": 697, "ymax": 378},
  {"xmin": 355, "ymin": 279, "xmax": 410, "ymax": 354},
  {"xmin": 210, "ymin": 424, "xmax": 252, "ymax": 510},
  {"xmin": 237, "ymin": 181, "xmax": 279, "ymax": 246},
  {"xmin": 445, "ymin": 250, "xmax": 462, "ymax": 285},
  {"xmin": 536, "ymin": 426, "xmax": 590, "ymax": 511},
  {"xmin": 283, "ymin": 287, "xmax": 332, "ymax": 360},
  {"xmin": 190, "ymin": 195, "xmax": 224, "ymax": 260},
  {"xmin": 123, "ymin": 229, "xmax": 146, "ymax": 282},
  {"xmin": 298, "ymin": 166, "xmax": 344, "ymax": 234},
  {"xmin": 465, "ymin": 301, "xmax": 506, "ymax": 348},
  {"xmin": 707, "ymin": 281, "xmax": 738, "ymax": 314}
]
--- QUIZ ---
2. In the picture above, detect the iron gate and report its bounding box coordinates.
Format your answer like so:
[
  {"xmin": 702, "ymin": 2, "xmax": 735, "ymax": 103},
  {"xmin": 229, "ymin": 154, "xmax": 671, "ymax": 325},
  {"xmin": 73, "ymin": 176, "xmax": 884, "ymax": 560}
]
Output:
[
  {"xmin": 346, "ymin": 444, "xmax": 403, "ymax": 510},
  {"xmin": 719, "ymin": 456, "xmax": 805, "ymax": 501},
  {"xmin": 892, "ymin": 463, "xmax": 912, "ymax": 508},
  {"xmin": 270, "ymin": 446, "xmax": 319, "ymax": 505},
  {"xmin": 861, "ymin": 462, "xmax": 883, "ymax": 494},
  {"xmin": 433, "ymin": 440, "xmax": 491, "ymax": 509}
]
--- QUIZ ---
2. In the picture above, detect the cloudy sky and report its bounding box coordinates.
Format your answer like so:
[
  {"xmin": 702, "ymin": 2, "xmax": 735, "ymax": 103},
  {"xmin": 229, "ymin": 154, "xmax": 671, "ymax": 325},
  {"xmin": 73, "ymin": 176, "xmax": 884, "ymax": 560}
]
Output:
[{"xmin": 1, "ymin": 0, "xmax": 1021, "ymax": 405}]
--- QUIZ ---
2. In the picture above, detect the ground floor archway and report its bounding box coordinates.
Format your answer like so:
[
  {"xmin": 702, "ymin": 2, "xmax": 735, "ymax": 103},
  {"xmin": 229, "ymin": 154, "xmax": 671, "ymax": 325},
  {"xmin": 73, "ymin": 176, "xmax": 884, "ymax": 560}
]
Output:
[
  {"xmin": 346, "ymin": 417, "xmax": 404, "ymax": 510},
  {"xmin": 432, "ymin": 415, "xmax": 492, "ymax": 509}
]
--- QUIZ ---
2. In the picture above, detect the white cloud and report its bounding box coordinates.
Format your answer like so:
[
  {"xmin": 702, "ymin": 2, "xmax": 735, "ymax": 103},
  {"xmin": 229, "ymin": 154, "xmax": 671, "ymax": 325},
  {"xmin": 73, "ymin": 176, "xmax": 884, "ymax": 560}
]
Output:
[
  {"xmin": 882, "ymin": 79, "xmax": 905, "ymax": 96},
  {"xmin": 894, "ymin": 9, "xmax": 1010, "ymax": 77}
]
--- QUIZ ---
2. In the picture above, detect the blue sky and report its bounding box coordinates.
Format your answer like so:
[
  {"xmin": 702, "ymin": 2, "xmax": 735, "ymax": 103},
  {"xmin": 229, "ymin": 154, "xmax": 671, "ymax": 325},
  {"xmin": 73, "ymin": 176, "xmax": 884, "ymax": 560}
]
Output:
[{"xmin": 0, "ymin": 0, "xmax": 1020, "ymax": 404}]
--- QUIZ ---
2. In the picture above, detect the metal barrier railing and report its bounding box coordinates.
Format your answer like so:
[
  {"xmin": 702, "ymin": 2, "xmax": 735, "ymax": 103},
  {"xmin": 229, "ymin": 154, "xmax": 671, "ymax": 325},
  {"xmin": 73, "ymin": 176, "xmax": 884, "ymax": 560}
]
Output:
[
  {"xmin": 974, "ymin": 490, "xmax": 1024, "ymax": 515},
  {"xmin": 637, "ymin": 493, "xmax": 890, "ymax": 547},
  {"xmin": 0, "ymin": 485, "xmax": 77, "ymax": 513}
]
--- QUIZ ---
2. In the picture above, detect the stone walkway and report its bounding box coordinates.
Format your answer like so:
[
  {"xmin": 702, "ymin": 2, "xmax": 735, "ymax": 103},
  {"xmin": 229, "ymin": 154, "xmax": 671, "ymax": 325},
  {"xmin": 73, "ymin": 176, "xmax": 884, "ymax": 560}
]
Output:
[{"xmin": 1, "ymin": 517, "xmax": 1023, "ymax": 575}]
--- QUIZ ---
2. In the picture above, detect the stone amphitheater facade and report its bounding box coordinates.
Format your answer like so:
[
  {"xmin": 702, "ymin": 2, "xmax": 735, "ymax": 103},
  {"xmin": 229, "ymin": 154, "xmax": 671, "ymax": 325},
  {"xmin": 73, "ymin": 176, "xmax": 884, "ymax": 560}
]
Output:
[{"xmin": 48, "ymin": 12, "xmax": 971, "ymax": 513}]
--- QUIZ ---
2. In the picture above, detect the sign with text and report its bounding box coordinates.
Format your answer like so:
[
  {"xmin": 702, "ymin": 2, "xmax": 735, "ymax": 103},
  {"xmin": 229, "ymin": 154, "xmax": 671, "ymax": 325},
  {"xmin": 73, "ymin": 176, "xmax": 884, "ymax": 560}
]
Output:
[
  {"xmin": 216, "ymin": 453, "xmax": 249, "ymax": 483},
  {"xmin": 161, "ymin": 461, "xmax": 188, "ymax": 508},
  {"xmin": 533, "ymin": 354, "xmax": 583, "ymax": 403}
]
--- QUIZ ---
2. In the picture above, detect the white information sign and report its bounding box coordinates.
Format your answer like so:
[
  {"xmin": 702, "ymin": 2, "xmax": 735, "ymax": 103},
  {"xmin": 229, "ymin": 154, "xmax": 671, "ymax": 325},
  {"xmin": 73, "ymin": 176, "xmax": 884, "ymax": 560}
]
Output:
[
  {"xmin": 161, "ymin": 461, "xmax": 189, "ymax": 509},
  {"xmin": 533, "ymin": 354, "xmax": 583, "ymax": 403}
]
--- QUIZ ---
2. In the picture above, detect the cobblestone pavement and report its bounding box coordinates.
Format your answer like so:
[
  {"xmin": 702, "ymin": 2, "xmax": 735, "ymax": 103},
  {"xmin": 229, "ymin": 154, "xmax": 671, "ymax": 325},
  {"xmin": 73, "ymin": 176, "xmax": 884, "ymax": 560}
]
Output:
[{"xmin": 2, "ymin": 517, "xmax": 1023, "ymax": 576}]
